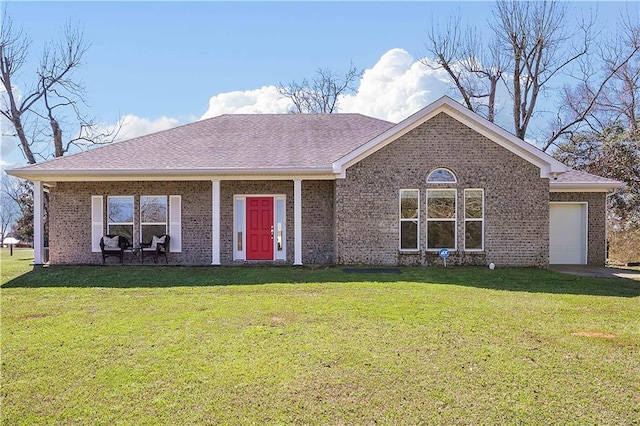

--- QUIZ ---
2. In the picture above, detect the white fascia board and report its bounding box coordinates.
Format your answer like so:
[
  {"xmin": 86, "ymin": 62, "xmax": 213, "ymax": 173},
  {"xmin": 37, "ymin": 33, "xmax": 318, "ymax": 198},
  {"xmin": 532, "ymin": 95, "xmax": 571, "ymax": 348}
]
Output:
[
  {"xmin": 5, "ymin": 167, "xmax": 338, "ymax": 182},
  {"xmin": 550, "ymin": 181, "xmax": 626, "ymax": 192},
  {"xmin": 332, "ymin": 96, "xmax": 569, "ymax": 178}
]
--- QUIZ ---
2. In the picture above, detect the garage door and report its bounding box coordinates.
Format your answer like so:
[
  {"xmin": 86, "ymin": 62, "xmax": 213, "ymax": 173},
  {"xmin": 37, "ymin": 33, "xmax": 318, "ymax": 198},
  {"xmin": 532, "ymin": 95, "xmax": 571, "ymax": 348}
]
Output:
[{"xmin": 549, "ymin": 203, "xmax": 587, "ymax": 264}]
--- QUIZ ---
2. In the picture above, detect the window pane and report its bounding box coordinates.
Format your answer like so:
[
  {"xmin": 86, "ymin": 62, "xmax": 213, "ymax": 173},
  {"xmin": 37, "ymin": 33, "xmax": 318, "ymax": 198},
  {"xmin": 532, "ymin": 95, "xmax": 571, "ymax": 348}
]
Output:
[
  {"xmin": 276, "ymin": 199, "xmax": 285, "ymax": 251},
  {"xmin": 108, "ymin": 224, "xmax": 133, "ymax": 245},
  {"xmin": 465, "ymin": 190, "xmax": 483, "ymax": 219},
  {"xmin": 141, "ymin": 224, "xmax": 167, "ymax": 244},
  {"xmin": 400, "ymin": 221, "xmax": 418, "ymax": 250},
  {"xmin": 236, "ymin": 199, "xmax": 244, "ymax": 251},
  {"xmin": 428, "ymin": 190, "xmax": 456, "ymax": 218},
  {"xmin": 427, "ymin": 221, "xmax": 455, "ymax": 249},
  {"xmin": 427, "ymin": 168, "xmax": 456, "ymax": 183},
  {"xmin": 400, "ymin": 191, "xmax": 419, "ymax": 218},
  {"xmin": 108, "ymin": 196, "xmax": 133, "ymax": 223},
  {"xmin": 465, "ymin": 221, "xmax": 483, "ymax": 250},
  {"xmin": 141, "ymin": 196, "xmax": 167, "ymax": 223}
]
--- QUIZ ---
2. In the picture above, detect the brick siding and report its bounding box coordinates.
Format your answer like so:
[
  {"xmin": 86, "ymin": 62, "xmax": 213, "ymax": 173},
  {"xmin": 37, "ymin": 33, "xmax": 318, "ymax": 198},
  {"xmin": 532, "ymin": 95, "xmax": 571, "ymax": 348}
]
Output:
[
  {"xmin": 334, "ymin": 112, "xmax": 550, "ymax": 266},
  {"xmin": 47, "ymin": 113, "xmax": 604, "ymax": 267},
  {"xmin": 49, "ymin": 181, "xmax": 212, "ymax": 264},
  {"xmin": 49, "ymin": 179, "xmax": 334, "ymax": 265}
]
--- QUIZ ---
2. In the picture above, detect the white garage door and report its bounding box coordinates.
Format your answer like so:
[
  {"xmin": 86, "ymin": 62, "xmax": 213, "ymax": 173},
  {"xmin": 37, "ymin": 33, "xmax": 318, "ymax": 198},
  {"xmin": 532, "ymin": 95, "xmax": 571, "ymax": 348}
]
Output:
[{"xmin": 549, "ymin": 203, "xmax": 587, "ymax": 264}]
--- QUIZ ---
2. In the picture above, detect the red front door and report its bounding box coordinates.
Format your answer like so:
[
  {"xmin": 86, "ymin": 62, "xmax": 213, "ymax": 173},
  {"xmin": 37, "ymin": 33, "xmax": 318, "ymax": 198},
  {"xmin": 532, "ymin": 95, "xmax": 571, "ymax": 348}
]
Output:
[{"xmin": 246, "ymin": 197, "xmax": 274, "ymax": 260}]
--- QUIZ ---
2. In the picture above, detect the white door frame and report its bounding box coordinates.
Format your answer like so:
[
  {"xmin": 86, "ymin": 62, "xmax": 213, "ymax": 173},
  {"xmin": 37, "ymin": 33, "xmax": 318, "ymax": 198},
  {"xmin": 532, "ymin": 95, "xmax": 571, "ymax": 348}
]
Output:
[{"xmin": 233, "ymin": 194, "xmax": 287, "ymax": 261}]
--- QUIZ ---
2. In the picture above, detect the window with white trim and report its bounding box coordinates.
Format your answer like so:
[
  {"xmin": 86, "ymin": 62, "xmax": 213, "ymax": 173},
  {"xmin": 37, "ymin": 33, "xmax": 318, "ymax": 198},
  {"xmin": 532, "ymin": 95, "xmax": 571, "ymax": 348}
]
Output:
[
  {"xmin": 234, "ymin": 198, "xmax": 244, "ymax": 256},
  {"xmin": 140, "ymin": 195, "xmax": 168, "ymax": 244},
  {"xmin": 399, "ymin": 189, "xmax": 419, "ymax": 251},
  {"xmin": 275, "ymin": 198, "xmax": 285, "ymax": 254},
  {"xmin": 107, "ymin": 196, "xmax": 134, "ymax": 244},
  {"xmin": 464, "ymin": 189, "xmax": 484, "ymax": 251},
  {"xmin": 427, "ymin": 168, "xmax": 457, "ymax": 183},
  {"xmin": 426, "ymin": 189, "xmax": 456, "ymax": 250}
]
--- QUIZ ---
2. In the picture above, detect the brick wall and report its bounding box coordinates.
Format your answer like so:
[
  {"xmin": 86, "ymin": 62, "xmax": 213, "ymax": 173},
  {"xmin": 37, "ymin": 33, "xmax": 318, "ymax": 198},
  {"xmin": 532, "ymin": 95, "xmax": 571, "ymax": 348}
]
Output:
[
  {"xmin": 219, "ymin": 180, "xmax": 334, "ymax": 265},
  {"xmin": 219, "ymin": 181, "xmax": 293, "ymax": 264},
  {"xmin": 48, "ymin": 113, "xmax": 571, "ymax": 267},
  {"xmin": 49, "ymin": 181, "xmax": 212, "ymax": 264},
  {"xmin": 302, "ymin": 180, "xmax": 334, "ymax": 264},
  {"xmin": 549, "ymin": 192, "xmax": 606, "ymax": 265},
  {"xmin": 50, "ymin": 179, "xmax": 334, "ymax": 265},
  {"xmin": 334, "ymin": 112, "xmax": 550, "ymax": 266}
]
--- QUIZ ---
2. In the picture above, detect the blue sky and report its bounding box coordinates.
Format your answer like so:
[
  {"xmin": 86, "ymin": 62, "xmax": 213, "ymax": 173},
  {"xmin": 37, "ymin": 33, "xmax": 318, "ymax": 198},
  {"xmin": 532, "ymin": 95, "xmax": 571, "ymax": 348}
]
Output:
[{"xmin": 1, "ymin": 1, "xmax": 637, "ymax": 169}]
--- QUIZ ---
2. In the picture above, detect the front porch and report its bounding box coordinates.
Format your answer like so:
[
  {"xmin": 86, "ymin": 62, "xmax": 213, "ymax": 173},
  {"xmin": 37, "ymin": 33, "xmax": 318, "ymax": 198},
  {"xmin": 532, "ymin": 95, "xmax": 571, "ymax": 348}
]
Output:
[{"xmin": 36, "ymin": 178, "xmax": 335, "ymax": 266}]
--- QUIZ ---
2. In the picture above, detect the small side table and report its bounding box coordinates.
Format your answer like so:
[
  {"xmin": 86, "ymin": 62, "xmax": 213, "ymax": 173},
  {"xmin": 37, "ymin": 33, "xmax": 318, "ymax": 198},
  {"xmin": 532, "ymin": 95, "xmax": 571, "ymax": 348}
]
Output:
[{"xmin": 125, "ymin": 245, "xmax": 142, "ymax": 263}]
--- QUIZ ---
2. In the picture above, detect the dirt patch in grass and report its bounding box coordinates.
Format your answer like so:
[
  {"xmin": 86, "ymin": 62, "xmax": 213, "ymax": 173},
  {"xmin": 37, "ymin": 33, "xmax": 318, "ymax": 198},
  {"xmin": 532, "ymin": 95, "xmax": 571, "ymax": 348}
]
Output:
[
  {"xmin": 22, "ymin": 313, "xmax": 50, "ymax": 320},
  {"xmin": 269, "ymin": 312, "xmax": 298, "ymax": 327},
  {"xmin": 572, "ymin": 331, "xmax": 617, "ymax": 339}
]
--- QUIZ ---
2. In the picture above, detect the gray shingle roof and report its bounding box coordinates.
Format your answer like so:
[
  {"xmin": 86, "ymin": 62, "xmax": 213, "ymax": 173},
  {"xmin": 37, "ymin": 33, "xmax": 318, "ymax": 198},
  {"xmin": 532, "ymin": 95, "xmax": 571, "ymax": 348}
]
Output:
[
  {"xmin": 553, "ymin": 169, "xmax": 624, "ymax": 185},
  {"xmin": 17, "ymin": 114, "xmax": 395, "ymax": 172},
  {"xmin": 8, "ymin": 102, "xmax": 623, "ymax": 191}
]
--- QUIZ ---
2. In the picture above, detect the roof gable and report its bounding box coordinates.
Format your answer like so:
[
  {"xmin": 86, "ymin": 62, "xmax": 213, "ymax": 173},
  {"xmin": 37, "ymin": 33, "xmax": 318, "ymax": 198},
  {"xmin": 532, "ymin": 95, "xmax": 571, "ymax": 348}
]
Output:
[{"xmin": 332, "ymin": 96, "xmax": 569, "ymax": 178}]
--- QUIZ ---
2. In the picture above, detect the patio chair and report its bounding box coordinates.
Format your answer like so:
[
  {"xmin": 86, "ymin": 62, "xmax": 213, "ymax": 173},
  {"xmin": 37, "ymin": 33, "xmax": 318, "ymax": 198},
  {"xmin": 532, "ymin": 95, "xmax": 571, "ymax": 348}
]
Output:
[
  {"xmin": 141, "ymin": 234, "xmax": 170, "ymax": 263},
  {"xmin": 100, "ymin": 235, "xmax": 130, "ymax": 264}
]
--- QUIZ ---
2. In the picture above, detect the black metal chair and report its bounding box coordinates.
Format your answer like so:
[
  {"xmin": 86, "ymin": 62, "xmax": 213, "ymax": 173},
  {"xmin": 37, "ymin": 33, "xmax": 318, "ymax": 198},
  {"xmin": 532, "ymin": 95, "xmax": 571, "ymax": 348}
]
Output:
[
  {"xmin": 99, "ymin": 235, "xmax": 130, "ymax": 264},
  {"xmin": 141, "ymin": 235, "xmax": 170, "ymax": 263}
]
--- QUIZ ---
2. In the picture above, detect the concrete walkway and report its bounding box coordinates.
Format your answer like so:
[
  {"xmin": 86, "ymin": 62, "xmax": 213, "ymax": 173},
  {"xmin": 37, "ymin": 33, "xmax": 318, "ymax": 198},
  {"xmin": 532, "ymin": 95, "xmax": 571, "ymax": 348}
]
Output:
[{"xmin": 550, "ymin": 265, "xmax": 640, "ymax": 280}]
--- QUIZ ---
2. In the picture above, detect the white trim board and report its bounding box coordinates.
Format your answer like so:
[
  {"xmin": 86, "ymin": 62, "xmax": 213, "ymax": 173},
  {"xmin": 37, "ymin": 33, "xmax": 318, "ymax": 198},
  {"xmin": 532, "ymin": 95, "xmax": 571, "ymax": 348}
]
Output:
[{"xmin": 332, "ymin": 96, "xmax": 568, "ymax": 179}]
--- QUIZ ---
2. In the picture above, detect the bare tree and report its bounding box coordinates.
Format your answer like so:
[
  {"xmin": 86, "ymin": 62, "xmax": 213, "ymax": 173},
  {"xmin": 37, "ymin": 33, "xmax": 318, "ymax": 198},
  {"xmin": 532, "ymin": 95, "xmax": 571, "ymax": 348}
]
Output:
[
  {"xmin": 278, "ymin": 63, "xmax": 361, "ymax": 113},
  {"xmin": 0, "ymin": 190, "xmax": 19, "ymax": 244},
  {"xmin": 423, "ymin": 0, "xmax": 639, "ymax": 147},
  {"xmin": 552, "ymin": 13, "xmax": 640, "ymax": 234},
  {"xmin": 423, "ymin": 13, "xmax": 504, "ymax": 122},
  {"xmin": 543, "ymin": 10, "xmax": 640, "ymax": 151},
  {"xmin": 1, "ymin": 175, "xmax": 25, "ymax": 243},
  {"xmin": 0, "ymin": 11, "xmax": 118, "ymax": 164}
]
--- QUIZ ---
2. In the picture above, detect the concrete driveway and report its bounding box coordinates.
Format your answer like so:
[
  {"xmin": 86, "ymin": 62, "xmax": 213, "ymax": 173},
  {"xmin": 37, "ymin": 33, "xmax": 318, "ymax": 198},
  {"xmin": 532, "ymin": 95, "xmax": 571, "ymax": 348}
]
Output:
[{"xmin": 550, "ymin": 265, "xmax": 640, "ymax": 280}]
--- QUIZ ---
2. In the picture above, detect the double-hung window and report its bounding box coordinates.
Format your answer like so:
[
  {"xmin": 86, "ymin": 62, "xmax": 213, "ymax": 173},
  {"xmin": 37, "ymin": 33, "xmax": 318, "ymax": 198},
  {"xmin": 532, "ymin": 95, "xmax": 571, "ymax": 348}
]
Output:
[
  {"xmin": 107, "ymin": 196, "xmax": 134, "ymax": 243},
  {"xmin": 140, "ymin": 196, "xmax": 168, "ymax": 244},
  {"xmin": 464, "ymin": 189, "xmax": 484, "ymax": 251},
  {"xmin": 426, "ymin": 189, "xmax": 456, "ymax": 250},
  {"xmin": 399, "ymin": 189, "xmax": 419, "ymax": 251}
]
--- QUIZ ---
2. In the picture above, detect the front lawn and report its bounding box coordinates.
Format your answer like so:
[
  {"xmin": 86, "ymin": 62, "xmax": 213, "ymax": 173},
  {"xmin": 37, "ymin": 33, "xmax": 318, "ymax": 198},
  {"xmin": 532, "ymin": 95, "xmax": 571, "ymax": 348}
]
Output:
[{"xmin": 2, "ymin": 250, "xmax": 639, "ymax": 424}]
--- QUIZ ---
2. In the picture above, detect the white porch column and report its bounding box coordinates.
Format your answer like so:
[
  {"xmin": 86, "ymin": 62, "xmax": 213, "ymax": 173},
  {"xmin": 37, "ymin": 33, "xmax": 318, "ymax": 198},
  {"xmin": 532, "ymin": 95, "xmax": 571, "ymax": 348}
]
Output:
[
  {"xmin": 33, "ymin": 180, "xmax": 44, "ymax": 265},
  {"xmin": 211, "ymin": 180, "xmax": 221, "ymax": 265},
  {"xmin": 294, "ymin": 179, "xmax": 303, "ymax": 265}
]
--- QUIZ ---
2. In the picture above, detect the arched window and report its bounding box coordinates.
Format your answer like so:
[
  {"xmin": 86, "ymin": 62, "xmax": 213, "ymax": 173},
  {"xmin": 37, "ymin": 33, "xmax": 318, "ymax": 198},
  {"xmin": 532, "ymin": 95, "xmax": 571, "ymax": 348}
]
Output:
[{"xmin": 427, "ymin": 168, "xmax": 457, "ymax": 184}]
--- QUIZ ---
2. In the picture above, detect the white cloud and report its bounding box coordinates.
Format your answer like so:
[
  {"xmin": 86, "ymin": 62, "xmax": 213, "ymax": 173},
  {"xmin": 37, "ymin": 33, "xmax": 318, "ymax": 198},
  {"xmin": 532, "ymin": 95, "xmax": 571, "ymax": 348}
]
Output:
[
  {"xmin": 198, "ymin": 49, "xmax": 457, "ymax": 123},
  {"xmin": 0, "ymin": 157, "xmax": 18, "ymax": 175},
  {"xmin": 339, "ymin": 48, "xmax": 453, "ymax": 122},
  {"xmin": 114, "ymin": 114, "xmax": 181, "ymax": 141},
  {"xmin": 200, "ymin": 86, "xmax": 293, "ymax": 120}
]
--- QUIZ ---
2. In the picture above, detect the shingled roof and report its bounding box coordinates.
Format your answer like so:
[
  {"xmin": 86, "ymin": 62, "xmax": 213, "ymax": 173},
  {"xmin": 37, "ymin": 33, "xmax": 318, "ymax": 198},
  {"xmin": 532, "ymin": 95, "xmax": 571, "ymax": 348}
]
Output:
[
  {"xmin": 14, "ymin": 113, "xmax": 394, "ymax": 173},
  {"xmin": 549, "ymin": 169, "xmax": 625, "ymax": 190},
  {"xmin": 7, "ymin": 96, "xmax": 624, "ymax": 191}
]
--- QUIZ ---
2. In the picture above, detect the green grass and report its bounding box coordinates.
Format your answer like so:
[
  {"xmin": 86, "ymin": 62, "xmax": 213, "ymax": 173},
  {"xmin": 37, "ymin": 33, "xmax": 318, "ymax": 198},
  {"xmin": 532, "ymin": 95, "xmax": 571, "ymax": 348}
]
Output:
[{"xmin": 2, "ymin": 249, "xmax": 639, "ymax": 424}]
